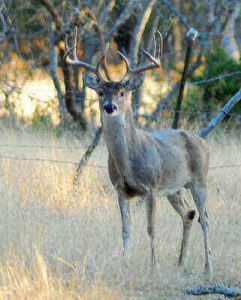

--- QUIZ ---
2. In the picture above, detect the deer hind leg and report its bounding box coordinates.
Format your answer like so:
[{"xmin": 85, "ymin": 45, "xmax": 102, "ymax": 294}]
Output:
[
  {"xmin": 146, "ymin": 188, "xmax": 156, "ymax": 266},
  {"xmin": 118, "ymin": 191, "xmax": 130, "ymax": 263},
  {"xmin": 190, "ymin": 183, "xmax": 213, "ymax": 277},
  {"xmin": 167, "ymin": 191, "xmax": 196, "ymax": 268}
]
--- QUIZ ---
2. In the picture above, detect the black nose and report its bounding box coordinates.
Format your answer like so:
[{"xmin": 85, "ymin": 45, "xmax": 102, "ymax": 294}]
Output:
[{"xmin": 103, "ymin": 102, "xmax": 117, "ymax": 114}]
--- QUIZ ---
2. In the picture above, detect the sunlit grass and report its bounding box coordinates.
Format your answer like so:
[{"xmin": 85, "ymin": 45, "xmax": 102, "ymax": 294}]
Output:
[
  {"xmin": 0, "ymin": 56, "xmax": 173, "ymax": 127},
  {"xmin": 0, "ymin": 128, "xmax": 241, "ymax": 299}
]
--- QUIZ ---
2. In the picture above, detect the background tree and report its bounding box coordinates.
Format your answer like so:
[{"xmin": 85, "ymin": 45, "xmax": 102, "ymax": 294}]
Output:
[{"xmin": 0, "ymin": 0, "xmax": 240, "ymax": 130}]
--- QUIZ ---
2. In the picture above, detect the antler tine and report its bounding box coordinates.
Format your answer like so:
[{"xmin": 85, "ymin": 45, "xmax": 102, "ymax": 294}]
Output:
[
  {"xmin": 153, "ymin": 34, "xmax": 157, "ymax": 58},
  {"xmin": 118, "ymin": 32, "xmax": 162, "ymax": 78},
  {"xmin": 95, "ymin": 42, "xmax": 110, "ymax": 79},
  {"xmin": 133, "ymin": 46, "xmax": 161, "ymax": 73},
  {"xmin": 156, "ymin": 31, "xmax": 163, "ymax": 61},
  {"xmin": 64, "ymin": 34, "xmax": 74, "ymax": 60},
  {"xmin": 138, "ymin": 31, "xmax": 163, "ymax": 69},
  {"xmin": 64, "ymin": 26, "xmax": 105, "ymax": 81},
  {"xmin": 96, "ymin": 53, "xmax": 107, "ymax": 79},
  {"xmin": 73, "ymin": 26, "xmax": 78, "ymax": 61},
  {"xmin": 117, "ymin": 50, "xmax": 131, "ymax": 80}
]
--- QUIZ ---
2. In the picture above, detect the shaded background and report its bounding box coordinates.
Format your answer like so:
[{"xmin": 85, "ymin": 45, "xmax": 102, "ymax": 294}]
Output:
[{"xmin": 0, "ymin": 0, "xmax": 240, "ymax": 133}]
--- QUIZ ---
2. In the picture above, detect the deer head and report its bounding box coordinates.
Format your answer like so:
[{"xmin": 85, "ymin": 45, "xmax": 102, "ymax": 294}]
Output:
[{"xmin": 64, "ymin": 27, "xmax": 162, "ymax": 117}]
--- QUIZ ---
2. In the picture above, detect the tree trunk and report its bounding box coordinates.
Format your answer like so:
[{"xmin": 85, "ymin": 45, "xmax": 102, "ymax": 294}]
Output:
[
  {"xmin": 172, "ymin": 0, "xmax": 182, "ymax": 61},
  {"xmin": 129, "ymin": 0, "xmax": 156, "ymax": 116},
  {"xmin": 59, "ymin": 47, "xmax": 87, "ymax": 130},
  {"xmin": 221, "ymin": 1, "xmax": 240, "ymax": 62},
  {"xmin": 49, "ymin": 26, "xmax": 64, "ymax": 121}
]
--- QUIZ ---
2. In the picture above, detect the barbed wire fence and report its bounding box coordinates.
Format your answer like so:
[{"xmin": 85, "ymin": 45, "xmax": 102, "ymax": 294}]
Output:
[
  {"xmin": 1, "ymin": 57, "xmax": 241, "ymax": 184},
  {"xmin": 190, "ymin": 70, "xmax": 241, "ymax": 86},
  {"xmin": 0, "ymin": 151, "xmax": 241, "ymax": 171}
]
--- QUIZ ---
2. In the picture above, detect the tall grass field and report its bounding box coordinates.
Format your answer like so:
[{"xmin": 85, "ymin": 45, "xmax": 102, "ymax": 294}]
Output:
[{"xmin": 0, "ymin": 127, "xmax": 240, "ymax": 299}]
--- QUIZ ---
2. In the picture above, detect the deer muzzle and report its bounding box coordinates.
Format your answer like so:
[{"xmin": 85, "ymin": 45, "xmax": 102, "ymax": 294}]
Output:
[{"xmin": 103, "ymin": 102, "xmax": 117, "ymax": 114}]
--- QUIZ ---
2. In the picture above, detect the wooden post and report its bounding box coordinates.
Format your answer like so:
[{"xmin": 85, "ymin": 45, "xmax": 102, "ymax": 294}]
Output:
[{"xmin": 172, "ymin": 28, "xmax": 198, "ymax": 129}]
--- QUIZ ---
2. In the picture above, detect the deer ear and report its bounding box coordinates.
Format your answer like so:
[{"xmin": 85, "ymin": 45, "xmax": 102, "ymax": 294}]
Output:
[
  {"xmin": 124, "ymin": 74, "xmax": 144, "ymax": 91},
  {"xmin": 83, "ymin": 72, "xmax": 99, "ymax": 90}
]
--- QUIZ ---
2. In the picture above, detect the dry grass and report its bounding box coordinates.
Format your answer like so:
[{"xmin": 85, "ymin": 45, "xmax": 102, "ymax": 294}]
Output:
[{"xmin": 0, "ymin": 127, "xmax": 241, "ymax": 299}]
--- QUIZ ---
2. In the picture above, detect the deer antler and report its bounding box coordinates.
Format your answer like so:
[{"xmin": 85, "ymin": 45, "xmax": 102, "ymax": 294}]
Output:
[
  {"xmin": 64, "ymin": 26, "xmax": 107, "ymax": 81},
  {"xmin": 118, "ymin": 31, "xmax": 163, "ymax": 79}
]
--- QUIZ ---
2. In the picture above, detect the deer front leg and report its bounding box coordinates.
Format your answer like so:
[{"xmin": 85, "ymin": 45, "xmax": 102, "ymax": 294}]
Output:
[
  {"xmin": 146, "ymin": 188, "xmax": 156, "ymax": 266},
  {"xmin": 118, "ymin": 191, "xmax": 130, "ymax": 262}
]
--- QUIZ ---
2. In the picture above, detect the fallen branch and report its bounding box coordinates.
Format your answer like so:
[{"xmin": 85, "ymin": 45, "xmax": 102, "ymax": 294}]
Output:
[
  {"xmin": 73, "ymin": 127, "xmax": 102, "ymax": 187},
  {"xmin": 184, "ymin": 284, "xmax": 241, "ymax": 298},
  {"xmin": 199, "ymin": 88, "xmax": 241, "ymax": 138}
]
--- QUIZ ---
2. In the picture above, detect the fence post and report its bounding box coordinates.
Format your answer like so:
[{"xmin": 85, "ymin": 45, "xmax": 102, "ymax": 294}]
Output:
[{"xmin": 172, "ymin": 28, "xmax": 198, "ymax": 129}]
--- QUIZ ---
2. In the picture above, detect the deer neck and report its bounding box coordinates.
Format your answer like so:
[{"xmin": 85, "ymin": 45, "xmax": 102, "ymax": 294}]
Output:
[{"xmin": 102, "ymin": 108, "xmax": 138, "ymax": 175}]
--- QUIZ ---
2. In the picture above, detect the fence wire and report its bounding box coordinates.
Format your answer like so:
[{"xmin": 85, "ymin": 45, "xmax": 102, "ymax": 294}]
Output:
[
  {"xmin": 190, "ymin": 70, "xmax": 241, "ymax": 86},
  {"xmin": 0, "ymin": 144, "xmax": 91, "ymax": 150},
  {"xmin": 0, "ymin": 154, "xmax": 240, "ymax": 171},
  {"xmin": 0, "ymin": 154, "xmax": 107, "ymax": 169}
]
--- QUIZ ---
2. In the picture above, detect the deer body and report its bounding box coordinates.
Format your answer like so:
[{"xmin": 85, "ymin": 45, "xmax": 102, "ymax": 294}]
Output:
[
  {"xmin": 100, "ymin": 86, "xmax": 209, "ymax": 198},
  {"xmin": 65, "ymin": 30, "xmax": 212, "ymax": 276},
  {"xmin": 93, "ymin": 81, "xmax": 212, "ymax": 275},
  {"xmin": 106, "ymin": 115, "xmax": 209, "ymax": 199}
]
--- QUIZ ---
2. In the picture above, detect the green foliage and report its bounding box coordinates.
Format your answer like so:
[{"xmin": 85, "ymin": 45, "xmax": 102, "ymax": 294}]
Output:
[
  {"xmin": 183, "ymin": 85, "xmax": 203, "ymax": 112},
  {"xmin": 194, "ymin": 46, "xmax": 241, "ymax": 113},
  {"xmin": 9, "ymin": 2, "xmax": 42, "ymax": 35},
  {"xmin": 32, "ymin": 114, "xmax": 53, "ymax": 131}
]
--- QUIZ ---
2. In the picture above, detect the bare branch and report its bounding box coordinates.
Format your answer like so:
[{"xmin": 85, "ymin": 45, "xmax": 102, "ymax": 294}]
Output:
[
  {"xmin": 221, "ymin": 1, "xmax": 240, "ymax": 61},
  {"xmin": 40, "ymin": 0, "xmax": 63, "ymax": 31},
  {"xmin": 159, "ymin": 0, "xmax": 189, "ymax": 27},
  {"xmin": 129, "ymin": 0, "xmax": 156, "ymax": 65},
  {"xmin": 0, "ymin": 0, "xmax": 20, "ymax": 54},
  {"xmin": 99, "ymin": 0, "xmax": 116, "ymax": 24},
  {"xmin": 77, "ymin": 8, "xmax": 111, "ymax": 80},
  {"xmin": 0, "ymin": 0, "xmax": 7, "ymax": 43},
  {"xmin": 105, "ymin": 0, "xmax": 138, "ymax": 42}
]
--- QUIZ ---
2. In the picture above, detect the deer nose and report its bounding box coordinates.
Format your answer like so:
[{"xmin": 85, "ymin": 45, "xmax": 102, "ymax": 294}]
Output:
[{"xmin": 103, "ymin": 102, "xmax": 117, "ymax": 114}]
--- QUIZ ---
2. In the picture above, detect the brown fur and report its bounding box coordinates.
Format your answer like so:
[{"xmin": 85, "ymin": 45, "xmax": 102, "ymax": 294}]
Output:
[{"xmin": 85, "ymin": 76, "xmax": 213, "ymax": 277}]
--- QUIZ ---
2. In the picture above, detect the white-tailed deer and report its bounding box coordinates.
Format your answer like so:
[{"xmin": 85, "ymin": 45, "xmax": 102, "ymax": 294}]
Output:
[{"xmin": 65, "ymin": 29, "xmax": 212, "ymax": 276}]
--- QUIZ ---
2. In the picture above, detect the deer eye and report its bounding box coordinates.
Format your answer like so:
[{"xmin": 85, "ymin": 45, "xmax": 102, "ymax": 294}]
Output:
[
  {"xmin": 120, "ymin": 91, "xmax": 125, "ymax": 97},
  {"xmin": 98, "ymin": 91, "xmax": 104, "ymax": 97}
]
